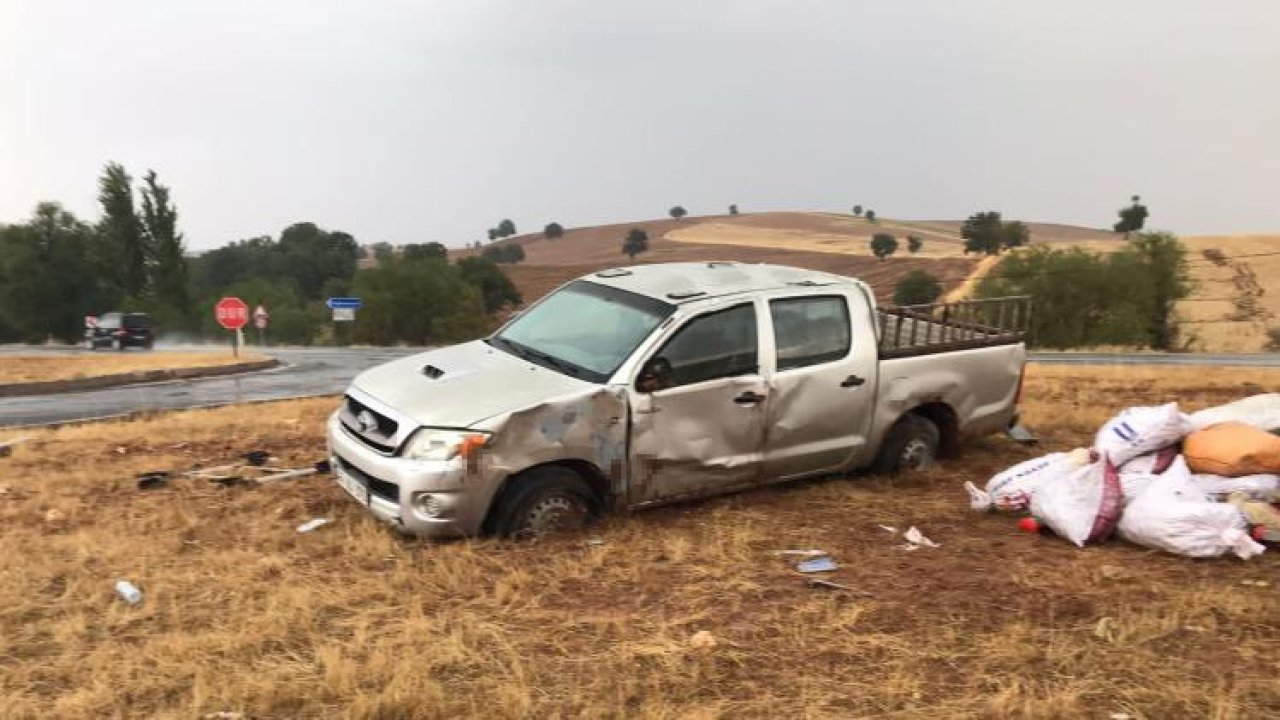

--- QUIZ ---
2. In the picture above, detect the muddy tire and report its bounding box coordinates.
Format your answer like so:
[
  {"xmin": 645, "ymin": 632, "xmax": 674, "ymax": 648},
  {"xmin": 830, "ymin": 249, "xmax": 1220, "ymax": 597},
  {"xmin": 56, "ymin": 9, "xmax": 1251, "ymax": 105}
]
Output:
[
  {"xmin": 492, "ymin": 466, "xmax": 598, "ymax": 540},
  {"xmin": 873, "ymin": 414, "xmax": 940, "ymax": 475}
]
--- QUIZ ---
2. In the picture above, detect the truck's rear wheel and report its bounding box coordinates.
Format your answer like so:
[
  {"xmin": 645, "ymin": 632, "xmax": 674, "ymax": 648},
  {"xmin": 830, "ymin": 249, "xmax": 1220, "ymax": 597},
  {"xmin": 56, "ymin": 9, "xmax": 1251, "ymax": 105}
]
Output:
[
  {"xmin": 492, "ymin": 466, "xmax": 599, "ymax": 540},
  {"xmin": 873, "ymin": 414, "xmax": 940, "ymax": 474}
]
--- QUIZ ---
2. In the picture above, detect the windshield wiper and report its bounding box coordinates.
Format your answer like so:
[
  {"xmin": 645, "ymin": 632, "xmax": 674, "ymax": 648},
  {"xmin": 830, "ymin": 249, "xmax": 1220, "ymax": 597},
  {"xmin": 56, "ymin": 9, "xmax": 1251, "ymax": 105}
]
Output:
[{"xmin": 489, "ymin": 336, "xmax": 586, "ymax": 379}]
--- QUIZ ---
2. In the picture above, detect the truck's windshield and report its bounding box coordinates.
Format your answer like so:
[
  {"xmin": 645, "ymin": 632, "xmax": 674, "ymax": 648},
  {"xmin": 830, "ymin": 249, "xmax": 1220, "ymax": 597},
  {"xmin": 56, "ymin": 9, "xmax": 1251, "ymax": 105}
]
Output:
[{"xmin": 489, "ymin": 280, "xmax": 674, "ymax": 382}]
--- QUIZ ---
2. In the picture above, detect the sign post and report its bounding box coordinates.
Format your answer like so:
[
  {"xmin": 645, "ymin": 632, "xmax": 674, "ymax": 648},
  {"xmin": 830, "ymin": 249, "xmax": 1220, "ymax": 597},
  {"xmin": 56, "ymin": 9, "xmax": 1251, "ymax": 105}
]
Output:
[
  {"xmin": 326, "ymin": 297, "xmax": 361, "ymax": 346},
  {"xmin": 215, "ymin": 297, "xmax": 250, "ymax": 357},
  {"xmin": 253, "ymin": 304, "xmax": 269, "ymax": 346}
]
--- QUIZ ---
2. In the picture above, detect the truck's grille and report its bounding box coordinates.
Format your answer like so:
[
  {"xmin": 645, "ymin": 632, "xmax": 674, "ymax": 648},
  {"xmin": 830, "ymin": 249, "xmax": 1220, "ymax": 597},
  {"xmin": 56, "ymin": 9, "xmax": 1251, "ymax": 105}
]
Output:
[
  {"xmin": 340, "ymin": 395, "xmax": 400, "ymax": 453},
  {"xmin": 335, "ymin": 455, "xmax": 399, "ymax": 504}
]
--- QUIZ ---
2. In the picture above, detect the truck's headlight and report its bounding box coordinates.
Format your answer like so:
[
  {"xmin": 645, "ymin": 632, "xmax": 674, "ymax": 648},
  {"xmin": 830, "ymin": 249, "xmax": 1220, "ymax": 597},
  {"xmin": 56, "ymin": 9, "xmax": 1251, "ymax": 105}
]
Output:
[{"xmin": 401, "ymin": 429, "xmax": 490, "ymax": 461}]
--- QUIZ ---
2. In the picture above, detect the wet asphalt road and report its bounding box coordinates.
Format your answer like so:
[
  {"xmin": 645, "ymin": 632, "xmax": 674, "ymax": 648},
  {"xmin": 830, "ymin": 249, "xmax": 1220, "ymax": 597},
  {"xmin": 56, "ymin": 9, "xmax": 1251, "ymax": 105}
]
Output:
[
  {"xmin": 0, "ymin": 345, "xmax": 1276, "ymax": 427},
  {"xmin": 0, "ymin": 345, "xmax": 424, "ymax": 427}
]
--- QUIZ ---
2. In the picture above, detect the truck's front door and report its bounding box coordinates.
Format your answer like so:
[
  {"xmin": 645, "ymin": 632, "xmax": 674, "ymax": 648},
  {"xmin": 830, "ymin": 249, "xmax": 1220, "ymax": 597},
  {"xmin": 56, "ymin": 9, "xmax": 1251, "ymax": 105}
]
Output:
[
  {"xmin": 761, "ymin": 292, "xmax": 877, "ymax": 478},
  {"xmin": 627, "ymin": 301, "xmax": 768, "ymax": 504}
]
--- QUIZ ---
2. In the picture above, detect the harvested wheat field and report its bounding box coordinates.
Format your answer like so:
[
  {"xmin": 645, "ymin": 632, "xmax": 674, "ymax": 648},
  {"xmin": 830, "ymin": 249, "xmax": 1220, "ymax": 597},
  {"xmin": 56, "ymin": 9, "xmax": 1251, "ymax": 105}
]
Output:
[
  {"xmin": 2, "ymin": 366, "xmax": 1279, "ymax": 718},
  {"xmin": 1178, "ymin": 235, "xmax": 1280, "ymax": 353},
  {"xmin": 0, "ymin": 352, "xmax": 268, "ymax": 385}
]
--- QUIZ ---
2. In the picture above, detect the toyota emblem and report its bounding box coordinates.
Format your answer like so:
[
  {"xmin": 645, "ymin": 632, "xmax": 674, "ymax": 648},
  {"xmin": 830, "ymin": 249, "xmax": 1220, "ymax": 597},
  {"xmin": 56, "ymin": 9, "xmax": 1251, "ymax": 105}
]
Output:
[{"xmin": 356, "ymin": 410, "xmax": 378, "ymax": 434}]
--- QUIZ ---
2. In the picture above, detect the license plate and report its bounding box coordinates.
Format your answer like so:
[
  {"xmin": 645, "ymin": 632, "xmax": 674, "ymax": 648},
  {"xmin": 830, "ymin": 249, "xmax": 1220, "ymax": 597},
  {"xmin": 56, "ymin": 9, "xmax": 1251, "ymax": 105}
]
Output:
[{"xmin": 335, "ymin": 464, "xmax": 370, "ymax": 506}]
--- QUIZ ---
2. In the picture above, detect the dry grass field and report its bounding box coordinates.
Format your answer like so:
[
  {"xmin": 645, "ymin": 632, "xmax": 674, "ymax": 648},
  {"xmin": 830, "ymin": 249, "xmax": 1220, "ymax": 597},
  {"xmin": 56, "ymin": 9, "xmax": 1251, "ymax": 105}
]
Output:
[
  {"xmin": 0, "ymin": 352, "xmax": 267, "ymax": 385},
  {"xmin": 2, "ymin": 364, "xmax": 1279, "ymax": 718},
  {"xmin": 1177, "ymin": 235, "xmax": 1280, "ymax": 353}
]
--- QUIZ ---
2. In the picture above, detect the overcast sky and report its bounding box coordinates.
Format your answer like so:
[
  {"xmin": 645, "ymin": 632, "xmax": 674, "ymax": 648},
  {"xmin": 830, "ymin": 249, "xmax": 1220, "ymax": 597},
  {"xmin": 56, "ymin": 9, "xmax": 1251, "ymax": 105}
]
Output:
[{"xmin": 3, "ymin": 1, "xmax": 1278, "ymax": 250}]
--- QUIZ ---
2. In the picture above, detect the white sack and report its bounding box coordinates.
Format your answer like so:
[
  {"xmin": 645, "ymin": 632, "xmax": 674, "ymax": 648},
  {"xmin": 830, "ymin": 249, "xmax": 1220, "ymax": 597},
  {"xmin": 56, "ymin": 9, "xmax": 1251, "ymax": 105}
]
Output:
[
  {"xmin": 1030, "ymin": 459, "xmax": 1124, "ymax": 547},
  {"xmin": 1189, "ymin": 393, "xmax": 1280, "ymax": 433},
  {"xmin": 1118, "ymin": 475, "xmax": 1265, "ymax": 559},
  {"xmin": 1094, "ymin": 403, "xmax": 1192, "ymax": 466},
  {"xmin": 1121, "ymin": 455, "xmax": 1194, "ymax": 504},
  {"xmin": 1189, "ymin": 472, "xmax": 1279, "ymax": 501},
  {"xmin": 965, "ymin": 448, "xmax": 1092, "ymax": 512}
]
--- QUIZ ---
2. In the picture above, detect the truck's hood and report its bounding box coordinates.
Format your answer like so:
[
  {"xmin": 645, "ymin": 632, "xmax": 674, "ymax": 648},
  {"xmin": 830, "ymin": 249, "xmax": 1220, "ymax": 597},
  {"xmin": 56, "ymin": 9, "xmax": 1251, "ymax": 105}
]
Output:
[{"xmin": 349, "ymin": 340, "xmax": 595, "ymax": 428}]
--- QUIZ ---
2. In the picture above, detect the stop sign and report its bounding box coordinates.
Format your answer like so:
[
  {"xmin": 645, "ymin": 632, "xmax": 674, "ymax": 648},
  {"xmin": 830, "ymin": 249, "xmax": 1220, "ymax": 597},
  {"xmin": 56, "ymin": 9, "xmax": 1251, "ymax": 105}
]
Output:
[{"xmin": 215, "ymin": 297, "xmax": 250, "ymax": 330}]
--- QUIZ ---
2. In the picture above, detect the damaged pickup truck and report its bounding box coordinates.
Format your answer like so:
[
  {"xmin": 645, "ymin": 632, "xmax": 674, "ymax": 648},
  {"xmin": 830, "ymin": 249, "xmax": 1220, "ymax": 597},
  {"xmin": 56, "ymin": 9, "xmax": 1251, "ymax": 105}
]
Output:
[{"xmin": 327, "ymin": 261, "xmax": 1030, "ymax": 539}]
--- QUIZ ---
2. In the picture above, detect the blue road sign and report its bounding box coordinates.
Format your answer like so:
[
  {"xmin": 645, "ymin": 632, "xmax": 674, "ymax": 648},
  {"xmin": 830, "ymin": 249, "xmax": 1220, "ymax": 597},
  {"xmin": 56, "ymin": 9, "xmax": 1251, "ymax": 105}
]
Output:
[{"xmin": 326, "ymin": 297, "xmax": 363, "ymax": 310}]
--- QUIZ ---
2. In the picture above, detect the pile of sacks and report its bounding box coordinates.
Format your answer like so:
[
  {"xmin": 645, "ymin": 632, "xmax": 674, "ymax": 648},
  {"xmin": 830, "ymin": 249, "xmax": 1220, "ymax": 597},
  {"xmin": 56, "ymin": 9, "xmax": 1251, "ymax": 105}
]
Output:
[{"xmin": 965, "ymin": 393, "xmax": 1280, "ymax": 559}]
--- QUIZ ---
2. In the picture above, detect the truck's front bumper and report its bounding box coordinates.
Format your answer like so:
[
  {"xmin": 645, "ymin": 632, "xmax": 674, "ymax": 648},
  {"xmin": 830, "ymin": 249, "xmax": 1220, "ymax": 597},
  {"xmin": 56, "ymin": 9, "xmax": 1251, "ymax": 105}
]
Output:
[{"xmin": 325, "ymin": 412, "xmax": 489, "ymax": 538}]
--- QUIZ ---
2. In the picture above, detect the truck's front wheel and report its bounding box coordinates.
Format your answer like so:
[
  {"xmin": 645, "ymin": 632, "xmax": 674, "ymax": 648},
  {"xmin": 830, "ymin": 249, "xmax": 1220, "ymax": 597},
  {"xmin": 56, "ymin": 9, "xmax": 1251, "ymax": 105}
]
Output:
[
  {"xmin": 873, "ymin": 414, "xmax": 940, "ymax": 474},
  {"xmin": 492, "ymin": 466, "xmax": 599, "ymax": 540}
]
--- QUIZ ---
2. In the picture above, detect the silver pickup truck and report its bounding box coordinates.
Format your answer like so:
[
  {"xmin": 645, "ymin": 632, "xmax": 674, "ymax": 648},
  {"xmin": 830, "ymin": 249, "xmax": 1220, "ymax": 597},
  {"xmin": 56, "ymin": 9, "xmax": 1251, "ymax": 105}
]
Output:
[{"xmin": 327, "ymin": 261, "xmax": 1029, "ymax": 539}]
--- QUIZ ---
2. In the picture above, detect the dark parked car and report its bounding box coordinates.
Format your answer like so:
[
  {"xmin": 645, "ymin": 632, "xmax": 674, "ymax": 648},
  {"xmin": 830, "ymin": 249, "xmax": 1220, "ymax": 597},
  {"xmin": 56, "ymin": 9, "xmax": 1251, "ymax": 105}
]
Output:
[{"xmin": 85, "ymin": 312, "xmax": 154, "ymax": 350}]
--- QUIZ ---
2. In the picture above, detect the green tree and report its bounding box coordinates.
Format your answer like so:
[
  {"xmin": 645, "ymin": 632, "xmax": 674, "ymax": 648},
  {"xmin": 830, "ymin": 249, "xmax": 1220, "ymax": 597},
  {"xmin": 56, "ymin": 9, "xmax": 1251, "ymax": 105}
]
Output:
[
  {"xmin": 962, "ymin": 211, "xmax": 1028, "ymax": 255},
  {"xmin": 402, "ymin": 242, "xmax": 448, "ymax": 262},
  {"xmin": 852, "ymin": 205, "xmax": 863, "ymax": 217},
  {"xmin": 865, "ymin": 210, "xmax": 877, "ymax": 223},
  {"xmin": 458, "ymin": 256, "xmax": 521, "ymax": 313},
  {"xmin": 369, "ymin": 242, "xmax": 395, "ymax": 264},
  {"xmin": 350, "ymin": 257, "xmax": 488, "ymax": 345},
  {"xmin": 668, "ymin": 206, "xmax": 687, "ymax": 221},
  {"xmin": 0, "ymin": 203, "xmax": 101, "ymax": 342},
  {"xmin": 544, "ymin": 222, "xmax": 564, "ymax": 240},
  {"xmin": 893, "ymin": 270, "xmax": 943, "ymax": 306},
  {"xmin": 140, "ymin": 170, "xmax": 191, "ymax": 328},
  {"xmin": 96, "ymin": 161, "xmax": 149, "ymax": 301},
  {"xmin": 1113, "ymin": 194, "xmax": 1149, "ymax": 236},
  {"xmin": 1128, "ymin": 231, "xmax": 1190, "ymax": 350},
  {"xmin": 907, "ymin": 235, "xmax": 923, "ymax": 254},
  {"xmin": 1267, "ymin": 327, "xmax": 1280, "ymax": 352},
  {"xmin": 728, "ymin": 204, "xmax": 739, "ymax": 215},
  {"xmin": 481, "ymin": 243, "xmax": 525, "ymax": 264},
  {"xmin": 870, "ymin": 232, "xmax": 898, "ymax": 260},
  {"xmin": 275, "ymin": 222, "xmax": 361, "ymax": 299},
  {"xmin": 622, "ymin": 228, "xmax": 649, "ymax": 259}
]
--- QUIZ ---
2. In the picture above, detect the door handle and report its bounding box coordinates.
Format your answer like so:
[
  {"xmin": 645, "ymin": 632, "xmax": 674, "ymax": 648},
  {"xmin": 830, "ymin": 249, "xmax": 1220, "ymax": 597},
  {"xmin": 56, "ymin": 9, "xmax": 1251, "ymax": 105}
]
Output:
[
  {"xmin": 733, "ymin": 391, "xmax": 766, "ymax": 405},
  {"xmin": 841, "ymin": 375, "xmax": 866, "ymax": 388}
]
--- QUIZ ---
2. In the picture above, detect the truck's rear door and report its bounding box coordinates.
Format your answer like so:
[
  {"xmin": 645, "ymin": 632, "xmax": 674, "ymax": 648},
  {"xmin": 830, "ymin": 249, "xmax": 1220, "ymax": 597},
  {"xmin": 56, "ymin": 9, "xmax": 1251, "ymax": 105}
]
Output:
[{"xmin": 760, "ymin": 290, "xmax": 877, "ymax": 479}]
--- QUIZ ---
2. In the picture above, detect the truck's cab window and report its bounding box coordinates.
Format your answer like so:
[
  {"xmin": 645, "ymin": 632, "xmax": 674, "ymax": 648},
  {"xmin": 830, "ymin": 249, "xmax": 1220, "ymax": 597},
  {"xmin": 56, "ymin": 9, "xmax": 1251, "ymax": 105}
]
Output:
[
  {"xmin": 646, "ymin": 303, "xmax": 757, "ymax": 389},
  {"xmin": 769, "ymin": 296, "xmax": 851, "ymax": 371}
]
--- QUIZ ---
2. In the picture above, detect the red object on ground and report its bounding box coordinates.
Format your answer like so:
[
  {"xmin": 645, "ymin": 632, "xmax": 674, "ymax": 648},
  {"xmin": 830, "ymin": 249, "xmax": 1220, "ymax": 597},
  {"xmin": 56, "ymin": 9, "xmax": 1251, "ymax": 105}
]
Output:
[
  {"xmin": 1018, "ymin": 517, "xmax": 1041, "ymax": 533},
  {"xmin": 215, "ymin": 297, "xmax": 249, "ymax": 330}
]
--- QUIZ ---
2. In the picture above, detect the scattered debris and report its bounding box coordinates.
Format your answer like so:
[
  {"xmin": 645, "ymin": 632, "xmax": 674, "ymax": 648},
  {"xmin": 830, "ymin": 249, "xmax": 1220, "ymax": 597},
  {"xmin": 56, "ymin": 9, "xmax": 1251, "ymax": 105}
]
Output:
[
  {"xmin": 115, "ymin": 580, "xmax": 143, "ymax": 605},
  {"xmin": 203, "ymin": 713, "xmax": 244, "ymax": 720},
  {"xmin": 796, "ymin": 556, "xmax": 838, "ymax": 573},
  {"xmin": 44, "ymin": 508, "xmax": 65, "ymax": 524},
  {"xmin": 136, "ymin": 471, "xmax": 171, "ymax": 490},
  {"xmin": 1097, "ymin": 565, "xmax": 1128, "ymax": 581},
  {"xmin": 876, "ymin": 525, "xmax": 897, "ymax": 534},
  {"xmin": 296, "ymin": 517, "xmax": 331, "ymax": 533},
  {"xmin": 804, "ymin": 578, "xmax": 874, "ymax": 597},
  {"xmin": 1240, "ymin": 579, "xmax": 1271, "ymax": 588},
  {"xmin": 1005, "ymin": 423, "xmax": 1039, "ymax": 445},
  {"xmin": 314, "ymin": 458, "xmax": 332, "ymax": 474},
  {"xmin": 688, "ymin": 630, "xmax": 716, "ymax": 650},
  {"xmin": 772, "ymin": 549, "xmax": 827, "ymax": 557},
  {"xmin": 185, "ymin": 462, "xmax": 318, "ymax": 487},
  {"xmin": 586, "ymin": 538, "xmax": 605, "ymax": 547},
  {"xmin": 901, "ymin": 526, "xmax": 940, "ymax": 550},
  {"xmin": 0, "ymin": 436, "xmax": 30, "ymax": 458},
  {"xmin": 243, "ymin": 450, "xmax": 271, "ymax": 466}
]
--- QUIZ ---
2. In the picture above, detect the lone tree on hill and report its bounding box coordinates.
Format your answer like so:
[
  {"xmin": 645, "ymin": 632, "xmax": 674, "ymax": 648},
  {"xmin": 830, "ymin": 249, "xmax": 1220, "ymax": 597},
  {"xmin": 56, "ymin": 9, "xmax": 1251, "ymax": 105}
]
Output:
[
  {"xmin": 852, "ymin": 205, "xmax": 863, "ymax": 217},
  {"xmin": 488, "ymin": 219, "xmax": 517, "ymax": 241},
  {"xmin": 893, "ymin": 270, "xmax": 943, "ymax": 306},
  {"xmin": 543, "ymin": 222, "xmax": 564, "ymax": 240},
  {"xmin": 729, "ymin": 204, "xmax": 739, "ymax": 215},
  {"xmin": 870, "ymin": 232, "xmax": 898, "ymax": 260},
  {"xmin": 865, "ymin": 209, "xmax": 877, "ymax": 223},
  {"xmin": 1113, "ymin": 194, "xmax": 1149, "ymax": 237},
  {"xmin": 669, "ymin": 206, "xmax": 688, "ymax": 221},
  {"xmin": 622, "ymin": 228, "xmax": 649, "ymax": 260},
  {"xmin": 961, "ymin": 211, "xmax": 1029, "ymax": 255},
  {"xmin": 907, "ymin": 235, "xmax": 923, "ymax": 254}
]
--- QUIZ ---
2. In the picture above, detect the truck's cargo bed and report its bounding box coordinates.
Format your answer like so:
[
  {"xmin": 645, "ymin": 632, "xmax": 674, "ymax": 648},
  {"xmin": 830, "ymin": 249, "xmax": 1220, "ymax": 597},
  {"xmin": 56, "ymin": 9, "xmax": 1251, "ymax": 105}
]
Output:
[{"xmin": 878, "ymin": 296, "xmax": 1031, "ymax": 359}]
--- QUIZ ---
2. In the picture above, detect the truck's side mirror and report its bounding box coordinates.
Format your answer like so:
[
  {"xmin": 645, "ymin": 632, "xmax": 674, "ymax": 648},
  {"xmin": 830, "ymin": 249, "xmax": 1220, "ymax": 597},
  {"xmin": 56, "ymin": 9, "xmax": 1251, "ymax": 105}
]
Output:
[{"xmin": 637, "ymin": 356, "xmax": 673, "ymax": 393}]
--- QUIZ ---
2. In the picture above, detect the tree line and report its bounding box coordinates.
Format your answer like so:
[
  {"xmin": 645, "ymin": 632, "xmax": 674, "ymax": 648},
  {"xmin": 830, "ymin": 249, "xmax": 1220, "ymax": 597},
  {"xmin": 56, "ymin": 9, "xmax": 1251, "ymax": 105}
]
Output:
[{"xmin": 0, "ymin": 164, "xmax": 521, "ymax": 346}]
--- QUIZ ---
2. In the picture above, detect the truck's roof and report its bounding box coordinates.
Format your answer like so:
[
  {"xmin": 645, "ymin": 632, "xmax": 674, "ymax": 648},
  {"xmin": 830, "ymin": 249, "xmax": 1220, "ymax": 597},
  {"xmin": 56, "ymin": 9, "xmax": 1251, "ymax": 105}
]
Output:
[{"xmin": 581, "ymin": 262, "xmax": 865, "ymax": 305}]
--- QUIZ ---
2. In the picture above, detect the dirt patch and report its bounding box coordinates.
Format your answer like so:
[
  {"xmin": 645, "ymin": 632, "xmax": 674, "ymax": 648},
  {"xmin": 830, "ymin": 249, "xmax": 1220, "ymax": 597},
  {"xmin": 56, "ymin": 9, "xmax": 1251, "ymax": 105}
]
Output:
[{"xmin": 2, "ymin": 367, "xmax": 1279, "ymax": 717}]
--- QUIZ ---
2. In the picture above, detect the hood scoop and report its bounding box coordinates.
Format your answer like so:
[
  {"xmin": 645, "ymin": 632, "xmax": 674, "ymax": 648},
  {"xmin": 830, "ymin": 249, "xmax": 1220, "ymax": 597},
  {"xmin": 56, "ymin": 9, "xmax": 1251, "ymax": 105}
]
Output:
[{"xmin": 422, "ymin": 364, "xmax": 445, "ymax": 379}]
